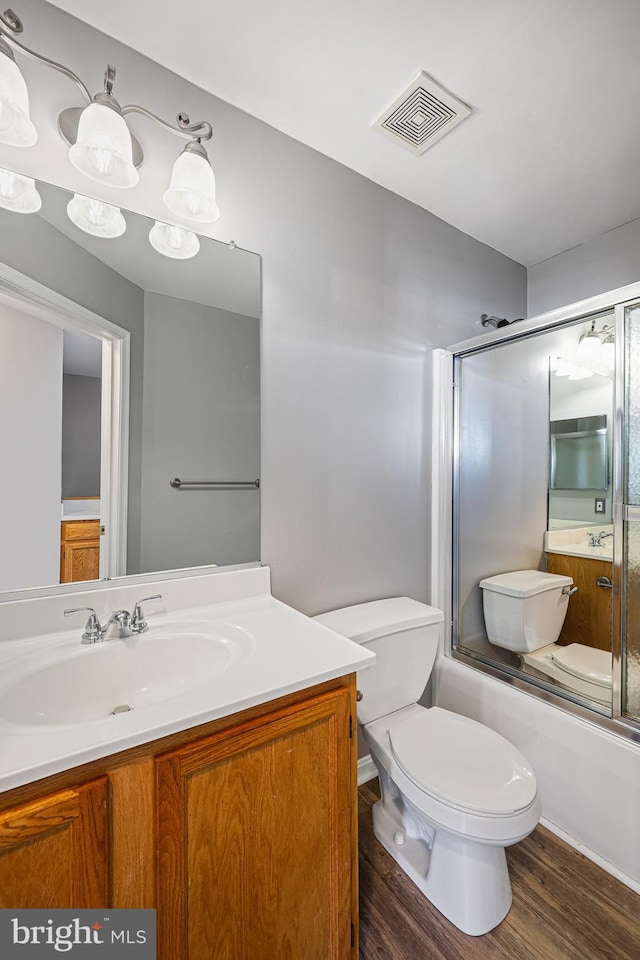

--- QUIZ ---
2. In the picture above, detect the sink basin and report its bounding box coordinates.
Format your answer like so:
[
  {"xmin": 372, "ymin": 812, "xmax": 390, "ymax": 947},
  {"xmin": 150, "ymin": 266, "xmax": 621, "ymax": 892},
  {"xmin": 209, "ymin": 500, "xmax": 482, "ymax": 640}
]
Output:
[{"xmin": 0, "ymin": 620, "xmax": 254, "ymax": 727}]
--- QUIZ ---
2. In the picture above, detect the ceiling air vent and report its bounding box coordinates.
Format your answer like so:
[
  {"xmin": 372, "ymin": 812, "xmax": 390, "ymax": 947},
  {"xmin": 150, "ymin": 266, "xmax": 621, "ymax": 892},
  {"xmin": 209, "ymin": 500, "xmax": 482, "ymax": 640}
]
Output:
[{"xmin": 373, "ymin": 71, "xmax": 471, "ymax": 155}]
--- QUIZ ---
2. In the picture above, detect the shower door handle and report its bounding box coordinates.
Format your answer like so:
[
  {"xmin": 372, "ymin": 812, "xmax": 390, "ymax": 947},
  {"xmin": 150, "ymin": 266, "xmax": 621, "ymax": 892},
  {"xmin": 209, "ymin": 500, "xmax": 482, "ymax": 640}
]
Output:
[{"xmin": 596, "ymin": 576, "xmax": 612, "ymax": 589}]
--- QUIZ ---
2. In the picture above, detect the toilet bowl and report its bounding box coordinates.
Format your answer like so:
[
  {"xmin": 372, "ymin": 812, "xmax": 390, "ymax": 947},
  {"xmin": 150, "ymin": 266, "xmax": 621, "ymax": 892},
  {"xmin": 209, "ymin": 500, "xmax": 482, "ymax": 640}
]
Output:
[
  {"xmin": 314, "ymin": 597, "xmax": 541, "ymax": 936},
  {"xmin": 480, "ymin": 569, "xmax": 612, "ymax": 704}
]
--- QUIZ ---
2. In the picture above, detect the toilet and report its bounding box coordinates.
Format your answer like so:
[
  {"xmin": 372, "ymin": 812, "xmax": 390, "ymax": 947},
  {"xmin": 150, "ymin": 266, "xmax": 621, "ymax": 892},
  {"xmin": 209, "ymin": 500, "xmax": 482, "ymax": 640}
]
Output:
[
  {"xmin": 314, "ymin": 597, "xmax": 541, "ymax": 937},
  {"xmin": 479, "ymin": 570, "xmax": 612, "ymax": 705}
]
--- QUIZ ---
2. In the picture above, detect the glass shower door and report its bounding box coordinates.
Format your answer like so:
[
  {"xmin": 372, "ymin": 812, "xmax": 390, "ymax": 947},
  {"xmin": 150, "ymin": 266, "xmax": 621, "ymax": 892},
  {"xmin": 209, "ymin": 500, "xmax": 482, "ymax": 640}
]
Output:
[{"xmin": 622, "ymin": 301, "xmax": 640, "ymax": 721}]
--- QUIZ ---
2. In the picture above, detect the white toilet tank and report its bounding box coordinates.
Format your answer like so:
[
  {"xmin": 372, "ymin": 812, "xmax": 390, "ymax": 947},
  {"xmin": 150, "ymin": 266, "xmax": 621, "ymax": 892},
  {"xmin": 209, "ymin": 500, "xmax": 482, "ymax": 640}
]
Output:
[
  {"xmin": 479, "ymin": 570, "xmax": 573, "ymax": 653},
  {"xmin": 313, "ymin": 598, "xmax": 444, "ymax": 724}
]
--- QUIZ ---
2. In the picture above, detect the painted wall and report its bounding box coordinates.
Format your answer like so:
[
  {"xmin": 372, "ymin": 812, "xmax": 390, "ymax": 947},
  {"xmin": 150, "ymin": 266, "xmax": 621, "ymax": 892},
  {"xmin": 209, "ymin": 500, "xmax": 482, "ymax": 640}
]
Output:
[
  {"xmin": 0, "ymin": 302, "xmax": 62, "ymax": 591},
  {"xmin": 0, "ymin": 0, "xmax": 527, "ymax": 615},
  {"xmin": 528, "ymin": 217, "xmax": 640, "ymax": 316},
  {"xmin": 61, "ymin": 373, "xmax": 101, "ymax": 498},
  {"xmin": 139, "ymin": 292, "xmax": 260, "ymax": 573}
]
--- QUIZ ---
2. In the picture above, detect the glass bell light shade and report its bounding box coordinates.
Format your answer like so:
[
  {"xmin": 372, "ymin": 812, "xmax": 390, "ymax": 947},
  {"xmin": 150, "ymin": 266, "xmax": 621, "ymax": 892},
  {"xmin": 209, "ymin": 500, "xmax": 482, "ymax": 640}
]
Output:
[
  {"xmin": 163, "ymin": 148, "xmax": 219, "ymax": 223},
  {"xmin": 600, "ymin": 334, "xmax": 615, "ymax": 370},
  {"xmin": 149, "ymin": 221, "xmax": 200, "ymax": 260},
  {"xmin": 69, "ymin": 102, "xmax": 138, "ymax": 188},
  {"xmin": 577, "ymin": 322, "xmax": 601, "ymax": 362},
  {"xmin": 0, "ymin": 52, "xmax": 37, "ymax": 147},
  {"xmin": 0, "ymin": 167, "xmax": 41, "ymax": 213},
  {"xmin": 67, "ymin": 193, "xmax": 126, "ymax": 238}
]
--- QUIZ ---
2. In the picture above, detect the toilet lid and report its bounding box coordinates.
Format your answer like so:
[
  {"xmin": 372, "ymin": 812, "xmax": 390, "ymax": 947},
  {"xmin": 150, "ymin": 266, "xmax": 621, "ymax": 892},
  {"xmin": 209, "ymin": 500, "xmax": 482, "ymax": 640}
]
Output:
[
  {"xmin": 551, "ymin": 644, "xmax": 612, "ymax": 688},
  {"xmin": 388, "ymin": 707, "xmax": 537, "ymax": 815}
]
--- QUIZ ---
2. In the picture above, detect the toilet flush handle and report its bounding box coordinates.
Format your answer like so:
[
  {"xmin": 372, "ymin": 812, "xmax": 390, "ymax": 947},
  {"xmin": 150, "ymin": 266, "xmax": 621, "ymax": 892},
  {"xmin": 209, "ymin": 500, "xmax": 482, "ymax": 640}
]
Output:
[{"xmin": 562, "ymin": 586, "xmax": 579, "ymax": 596}]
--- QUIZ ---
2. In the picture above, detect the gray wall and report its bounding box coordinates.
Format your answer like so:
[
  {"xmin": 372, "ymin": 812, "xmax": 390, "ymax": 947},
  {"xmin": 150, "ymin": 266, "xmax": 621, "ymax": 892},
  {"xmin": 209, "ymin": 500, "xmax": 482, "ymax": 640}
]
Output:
[
  {"xmin": 61, "ymin": 373, "xmax": 101, "ymax": 498},
  {"xmin": 139, "ymin": 292, "xmax": 260, "ymax": 573},
  {"xmin": 0, "ymin": 0, "xmax": 527, "ymax": 614},
  {"xmin": 528, "ymin": 217, "xmax": 640, "ymax": 316}
]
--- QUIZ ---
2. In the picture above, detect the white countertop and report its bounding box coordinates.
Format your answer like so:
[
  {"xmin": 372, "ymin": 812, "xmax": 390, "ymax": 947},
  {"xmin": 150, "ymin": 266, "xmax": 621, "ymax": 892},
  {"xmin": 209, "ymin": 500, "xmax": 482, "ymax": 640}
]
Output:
[
  {"xmin": 61, "ymin": 499, "xmax": 100, "ymax": 522},
  {"xmin": 0, "ymin": 568, "xmax": 374, "ymax": 793},
  {"xmin": 545, "ymin": 525, "xmax": 613, "ymax": 562}
]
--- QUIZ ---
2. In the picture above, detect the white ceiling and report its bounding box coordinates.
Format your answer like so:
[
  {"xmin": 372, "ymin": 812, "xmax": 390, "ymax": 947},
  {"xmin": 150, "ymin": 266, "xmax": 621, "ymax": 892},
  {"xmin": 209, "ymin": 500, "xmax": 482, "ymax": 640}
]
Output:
[{"xmin": 45, "ymin": 0, "xmax": 640, "ymax": 267}]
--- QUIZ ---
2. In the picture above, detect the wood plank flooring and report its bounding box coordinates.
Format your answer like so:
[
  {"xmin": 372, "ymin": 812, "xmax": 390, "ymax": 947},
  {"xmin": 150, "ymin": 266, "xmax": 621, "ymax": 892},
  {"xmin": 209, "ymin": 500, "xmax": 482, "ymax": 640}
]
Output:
[{"xmin": 358, "ymin": 780, "xmax": 640, "ymax": 960}]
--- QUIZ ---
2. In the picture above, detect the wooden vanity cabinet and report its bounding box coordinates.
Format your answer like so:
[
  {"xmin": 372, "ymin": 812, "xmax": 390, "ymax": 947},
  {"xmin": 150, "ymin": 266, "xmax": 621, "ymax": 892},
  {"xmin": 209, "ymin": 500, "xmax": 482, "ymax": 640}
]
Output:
[
  {"xmin": 547, "ymin": 552, "xmax": 613, "ymax": 651},
  {"xmin": 60, "ymin": 519, "xmax": 100, "ymax": 583},
  {"xmin": 0, "ymin": 778, "xmax": 108, "ymax": 908},
  {"xmin": 0, "ymin": 677, "xmax": 358, "ymax": 960}
]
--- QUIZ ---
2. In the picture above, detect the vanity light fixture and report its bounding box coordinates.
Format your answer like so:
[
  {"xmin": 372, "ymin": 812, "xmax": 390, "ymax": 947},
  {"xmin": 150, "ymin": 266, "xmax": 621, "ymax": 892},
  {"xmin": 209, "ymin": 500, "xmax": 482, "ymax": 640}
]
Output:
[
  {"xmin": 0, "ymin": 7, "xmax": 220, "ymax": 241},
  {"xmin": 0, "ymin": 163, "xmax": 39, "ymax": 211},
  {"xmin": 0, "ymin": 33, "xmax": 35, "ymax": 145}
]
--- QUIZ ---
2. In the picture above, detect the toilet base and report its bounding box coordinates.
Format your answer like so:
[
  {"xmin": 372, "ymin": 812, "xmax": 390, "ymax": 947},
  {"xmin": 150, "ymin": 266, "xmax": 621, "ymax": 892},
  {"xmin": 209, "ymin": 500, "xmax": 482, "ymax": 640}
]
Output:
[{"xmin": 371, "ymin": 796, "xmax": 513, "ymax": 936}]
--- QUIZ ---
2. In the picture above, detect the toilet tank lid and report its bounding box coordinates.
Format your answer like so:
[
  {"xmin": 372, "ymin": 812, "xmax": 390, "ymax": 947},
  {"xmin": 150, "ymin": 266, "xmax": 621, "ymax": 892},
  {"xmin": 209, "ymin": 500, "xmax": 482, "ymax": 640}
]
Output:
[
  {"xmin": 313, "ymin": 598, "xmax": 443, "ymax": 644},
  {"xmin": 479, "ymin": 570, "xmax": 573, "ymax": 598}
]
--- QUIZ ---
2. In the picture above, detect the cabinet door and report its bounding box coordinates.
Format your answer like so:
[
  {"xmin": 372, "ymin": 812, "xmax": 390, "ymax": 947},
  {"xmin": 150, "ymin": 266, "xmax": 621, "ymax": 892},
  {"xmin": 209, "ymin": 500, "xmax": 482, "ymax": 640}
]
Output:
[
  {"xmin": 61, "ymin": 538, "xmax": 100, "ymax": 583},
  {"xmin": 60, "ymin": 520, "xmax": 100, "ymax": 583},
  {"xmin": 547, "ymin": 553, "xmax": 613, "ymax": 651},
  {"xmin": 156, "ymin": 688, "xmax": 354, "ymax": 960},
  {"xmin": 0, "ymin": 778, "xmax": 109, "ymax": 908}
]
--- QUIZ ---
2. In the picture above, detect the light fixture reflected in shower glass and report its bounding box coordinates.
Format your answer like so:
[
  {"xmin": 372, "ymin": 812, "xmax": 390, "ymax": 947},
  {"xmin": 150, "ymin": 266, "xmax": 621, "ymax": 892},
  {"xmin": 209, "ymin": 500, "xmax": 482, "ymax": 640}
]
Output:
[
  {"xmin": 0, "ymin": 166, "xmax": 41, "ymax": 212},
  {"xmin": 149, "ymin": 221, "xmax": 200, "ymax": 259},
  {"xmin": 67, "ymin": 193, "xmax": 126, "ymax": 238},
  {"xmin": 577, "ymin": 321, "xmax": 602, "ymax": 362}
]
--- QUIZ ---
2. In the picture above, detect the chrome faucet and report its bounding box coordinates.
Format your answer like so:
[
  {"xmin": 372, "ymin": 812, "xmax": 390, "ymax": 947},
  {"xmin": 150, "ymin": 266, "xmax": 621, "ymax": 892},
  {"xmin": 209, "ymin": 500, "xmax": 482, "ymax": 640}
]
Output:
[
  {"xmin": 64, "ymin": 594, "xmax": 162, "ymax": 644},
  {"xmin": 587, "ymin": 530, "xmax": 613, "ymax": 547}
]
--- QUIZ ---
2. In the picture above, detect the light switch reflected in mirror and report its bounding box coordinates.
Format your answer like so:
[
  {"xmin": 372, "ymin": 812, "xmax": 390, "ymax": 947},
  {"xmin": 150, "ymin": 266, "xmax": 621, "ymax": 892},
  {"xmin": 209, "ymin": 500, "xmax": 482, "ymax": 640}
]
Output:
[{"xmin": 0, "ymin": 172, "xmax": 261, "ymax": 597}]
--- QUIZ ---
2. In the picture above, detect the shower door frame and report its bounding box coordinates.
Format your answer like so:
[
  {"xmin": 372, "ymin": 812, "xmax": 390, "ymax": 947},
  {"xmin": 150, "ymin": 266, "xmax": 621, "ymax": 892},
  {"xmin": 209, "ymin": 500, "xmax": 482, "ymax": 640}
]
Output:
[{"xmin": 432, "ymin": 280, "xmax": 640, "ymax": 744}]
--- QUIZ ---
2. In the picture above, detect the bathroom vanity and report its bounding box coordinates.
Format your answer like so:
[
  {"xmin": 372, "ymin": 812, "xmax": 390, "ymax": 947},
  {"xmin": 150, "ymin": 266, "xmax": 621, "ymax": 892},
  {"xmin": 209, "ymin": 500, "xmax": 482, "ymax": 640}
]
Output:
[
  {"xmin": 0, "ymin": 567, "xmax": 372, "ymax": 960},
  {"xmin": 60, "ymin": 518, "xmax": 100, "ymax": 583}
]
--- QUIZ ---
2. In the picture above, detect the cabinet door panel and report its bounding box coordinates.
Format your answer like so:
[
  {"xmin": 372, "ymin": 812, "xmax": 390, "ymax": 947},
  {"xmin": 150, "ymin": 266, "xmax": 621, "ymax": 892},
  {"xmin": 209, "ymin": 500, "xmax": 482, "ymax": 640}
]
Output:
[
  {"xmin": 156, "ymin": 688, "xmax": 353, "ymax": 960},
  {"xmin": 0, "ymin": 778, "xmax": 108, "ymax": 908},
  {"xmin": 547, "ymin": 553, "xmax": 613, "ymax": 650}
]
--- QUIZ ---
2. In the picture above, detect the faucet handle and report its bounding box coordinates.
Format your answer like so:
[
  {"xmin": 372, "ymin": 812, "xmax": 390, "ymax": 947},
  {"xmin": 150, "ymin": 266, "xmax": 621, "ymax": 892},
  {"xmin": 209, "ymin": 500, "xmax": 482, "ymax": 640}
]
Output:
[
  {"xmin": 130, "ymin": 594, "xmax": 162, "ymax": 634},
  {"xmin": 64, "ymin": 606, "xmax": 105, "ymax": 644}
]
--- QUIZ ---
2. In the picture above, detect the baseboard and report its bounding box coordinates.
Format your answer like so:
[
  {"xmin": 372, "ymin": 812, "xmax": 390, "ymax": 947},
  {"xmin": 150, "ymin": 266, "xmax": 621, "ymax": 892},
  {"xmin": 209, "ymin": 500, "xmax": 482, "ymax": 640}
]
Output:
[
  {"xmin": 540, "ymin": 816, "xmax": 640, "ymax": 895},
  {"xmin": 357, "ymin": 756, "xmax": 377, "ymax": 787}
]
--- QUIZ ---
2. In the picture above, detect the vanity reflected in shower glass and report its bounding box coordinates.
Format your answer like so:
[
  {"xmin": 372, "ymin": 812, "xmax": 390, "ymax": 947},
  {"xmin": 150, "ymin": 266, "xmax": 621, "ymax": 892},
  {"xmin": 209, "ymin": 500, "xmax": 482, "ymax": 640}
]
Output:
[
  {"xmin": 0, "ymin": 175, "xmax": 261, "ymax": 596},
  {"xmin": 453, "ymin": 313, "xmax": 615, "ymax": 715}
]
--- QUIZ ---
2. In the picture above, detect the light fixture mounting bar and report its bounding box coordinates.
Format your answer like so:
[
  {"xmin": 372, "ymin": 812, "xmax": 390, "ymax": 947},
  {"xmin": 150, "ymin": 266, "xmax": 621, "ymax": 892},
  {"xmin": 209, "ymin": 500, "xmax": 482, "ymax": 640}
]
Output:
[
  {"xmin": 0, "ymin": 6, "xmax": 91, "ymax": 103},
  {"xmin": 121, "ymin": 104, "xmax": 212, "ymax": 143}
]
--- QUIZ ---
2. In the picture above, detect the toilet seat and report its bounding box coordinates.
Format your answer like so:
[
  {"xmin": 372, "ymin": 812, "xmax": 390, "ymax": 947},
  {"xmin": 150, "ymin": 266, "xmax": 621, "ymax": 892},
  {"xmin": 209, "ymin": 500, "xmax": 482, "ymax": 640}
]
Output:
[
  {"xmin": 522, "ymin": 643, "xmax": 612, "ymax": 704},
  {"xmin": 364, "ymin": 705, "xmax": 541, "ymax": 844},
  {"xmin": 388, "ymin": 707, "xmax": 537, "ymax": 816},
  {"xmin": 550, "ymin": 643, "xmax": 611, "ymax": 688}
]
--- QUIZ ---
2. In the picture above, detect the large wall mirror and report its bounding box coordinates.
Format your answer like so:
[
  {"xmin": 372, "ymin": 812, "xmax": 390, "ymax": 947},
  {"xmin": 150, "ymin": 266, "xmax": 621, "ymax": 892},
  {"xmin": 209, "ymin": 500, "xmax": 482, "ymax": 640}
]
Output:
[
  {"xmin": 0, "ymin": 172, "xmax": 261, "ymax": 597},
  {"xmin": 453, "ymin": 312, "xmax": 616, "ymax": 716}
]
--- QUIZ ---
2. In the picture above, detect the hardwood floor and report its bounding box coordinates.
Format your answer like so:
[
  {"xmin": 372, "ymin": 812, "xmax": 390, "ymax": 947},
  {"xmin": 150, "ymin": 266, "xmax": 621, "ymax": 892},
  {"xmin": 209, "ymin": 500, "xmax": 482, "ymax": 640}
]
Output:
[{"xmin": 358, "ymin": 780, "xmax": 640, "ymax": 960}]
